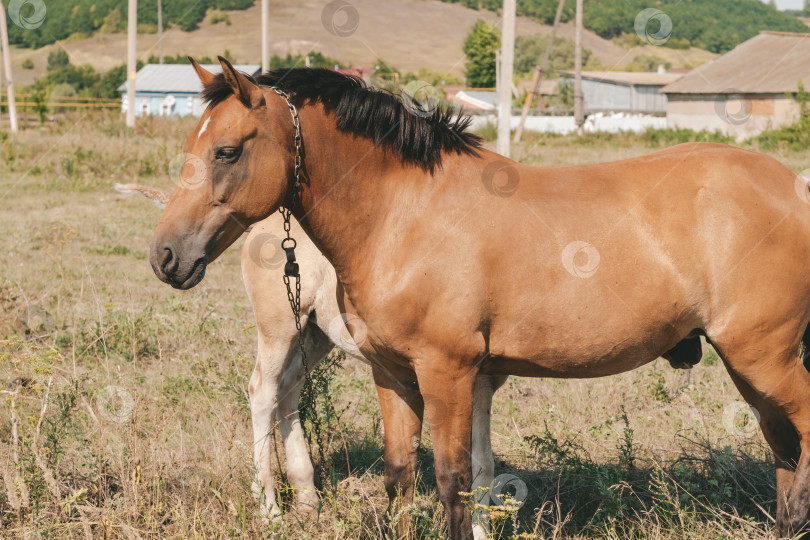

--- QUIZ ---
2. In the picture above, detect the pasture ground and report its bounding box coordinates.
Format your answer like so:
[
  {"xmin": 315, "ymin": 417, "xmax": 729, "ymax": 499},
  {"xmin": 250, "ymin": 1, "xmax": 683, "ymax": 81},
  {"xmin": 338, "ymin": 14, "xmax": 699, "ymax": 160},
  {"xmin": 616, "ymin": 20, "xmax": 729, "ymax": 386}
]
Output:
[{"xmin": 1, "ymin": 113, "xmax": 809, "ymax": 539}]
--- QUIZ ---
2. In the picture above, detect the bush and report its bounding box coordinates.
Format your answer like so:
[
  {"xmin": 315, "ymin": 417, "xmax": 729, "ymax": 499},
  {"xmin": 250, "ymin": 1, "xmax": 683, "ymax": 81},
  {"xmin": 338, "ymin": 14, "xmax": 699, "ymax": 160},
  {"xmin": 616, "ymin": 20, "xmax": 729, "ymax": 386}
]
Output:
[{"xmin": 21, "ymin": 59, "xmax": 34, "ymax": 70}]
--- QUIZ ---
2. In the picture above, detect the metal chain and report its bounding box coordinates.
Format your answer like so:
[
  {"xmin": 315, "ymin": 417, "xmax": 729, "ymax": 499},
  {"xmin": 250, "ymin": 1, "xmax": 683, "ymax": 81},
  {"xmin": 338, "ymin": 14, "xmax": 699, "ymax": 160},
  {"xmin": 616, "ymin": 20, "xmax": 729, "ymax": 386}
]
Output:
[{"xmin": 269, "ymin": 87, "xmax": 311, "ymax": 402}]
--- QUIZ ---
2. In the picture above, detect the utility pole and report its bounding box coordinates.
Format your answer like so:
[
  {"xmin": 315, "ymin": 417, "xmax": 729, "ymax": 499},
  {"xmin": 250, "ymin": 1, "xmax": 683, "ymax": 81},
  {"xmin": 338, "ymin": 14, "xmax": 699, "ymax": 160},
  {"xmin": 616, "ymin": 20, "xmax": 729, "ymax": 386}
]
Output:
[
  {"xmin": 0, "ymin": 1, "xmax": 18, "ymax": 133},
  {"xmin": 496, "ymin": 0, "xmax": 516, "ymax": 158},
  {"xmin": 126, "ymin": 0, "xmax": 137, "ymax": 128},
  {"xmin": 157, "ymin": 0, "xmax": 163, "ymax": 64},
  {"xmin": 574, "ymin": 0, "xmax": 584, "ymax": 130},
  {"xmin": 261, "ymin": 0, "xmax": 269, "ymax": 72},
  {"xmin": 514, "ymin": 0, "xmax": 565, "ymax": 143}
]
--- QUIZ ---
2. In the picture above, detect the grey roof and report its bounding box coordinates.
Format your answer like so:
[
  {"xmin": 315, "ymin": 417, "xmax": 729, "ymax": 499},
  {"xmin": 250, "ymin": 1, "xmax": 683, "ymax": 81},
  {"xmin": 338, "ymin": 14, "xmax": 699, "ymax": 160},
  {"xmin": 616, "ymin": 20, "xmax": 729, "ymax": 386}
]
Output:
[
  {"xmin": 662, "ymin": 32, "xmax": 810, "ymax": 94},
  {"xmin": 561, "ymin": 71, "xmax": 683, "ymax": 86},
  {"xmin": 117, "ymin": 64, "xmax": 261, "ymax": 93}
]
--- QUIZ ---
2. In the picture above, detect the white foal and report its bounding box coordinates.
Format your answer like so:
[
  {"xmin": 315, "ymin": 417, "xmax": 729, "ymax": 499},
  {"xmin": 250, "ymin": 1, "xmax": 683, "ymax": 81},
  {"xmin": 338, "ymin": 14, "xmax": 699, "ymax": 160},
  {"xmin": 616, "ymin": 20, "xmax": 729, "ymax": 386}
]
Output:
[{"xmin": 116, "ymin": 184, "xmax": 505, "ymax": 536}]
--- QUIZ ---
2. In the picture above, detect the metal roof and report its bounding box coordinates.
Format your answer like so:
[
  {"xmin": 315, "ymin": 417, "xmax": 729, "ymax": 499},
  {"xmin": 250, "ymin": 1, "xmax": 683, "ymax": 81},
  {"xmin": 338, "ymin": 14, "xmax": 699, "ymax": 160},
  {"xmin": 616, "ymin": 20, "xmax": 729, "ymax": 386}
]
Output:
[
  {"xmin": 561, "ymin": 71, "xmax": 683, "ymax": 86},
  {"xmin": 662, "ymin": 31, "xmax": 810, "ymax": 94},
  {"xmin": 117, "ymin": 64, "xmax": 261, "ymax": 93}
]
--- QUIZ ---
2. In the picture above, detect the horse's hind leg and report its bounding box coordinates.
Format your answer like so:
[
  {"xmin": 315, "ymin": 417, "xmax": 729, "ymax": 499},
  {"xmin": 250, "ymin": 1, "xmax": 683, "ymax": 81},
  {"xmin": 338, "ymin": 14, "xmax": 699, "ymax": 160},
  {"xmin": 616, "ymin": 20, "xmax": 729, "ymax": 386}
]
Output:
[
  {"xmin": 714, "ymin": 336, "xmax": 809, "ymax": 538},
  {"xmin": 471, "ymin": 374, "xmax": 508, "ymax": 540}
]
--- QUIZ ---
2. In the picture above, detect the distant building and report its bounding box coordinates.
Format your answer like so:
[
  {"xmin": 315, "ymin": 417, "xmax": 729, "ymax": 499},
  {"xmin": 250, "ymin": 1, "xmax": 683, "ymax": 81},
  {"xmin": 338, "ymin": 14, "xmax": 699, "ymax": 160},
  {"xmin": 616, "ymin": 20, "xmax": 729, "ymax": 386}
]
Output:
[
  {"xmin": 445, "ymin": 80, "xmax": 559, "ymax": 112},
  {"xmin": 662, "ymin": 32, "xmax": 810, "ymax": 139},
  {"xmin": 118, "ymin": 64, "xmax": 261, "ymax": 117},
  {"xmin": 561, "ymin": 71, "xmax": 684, "ymax": 116}
]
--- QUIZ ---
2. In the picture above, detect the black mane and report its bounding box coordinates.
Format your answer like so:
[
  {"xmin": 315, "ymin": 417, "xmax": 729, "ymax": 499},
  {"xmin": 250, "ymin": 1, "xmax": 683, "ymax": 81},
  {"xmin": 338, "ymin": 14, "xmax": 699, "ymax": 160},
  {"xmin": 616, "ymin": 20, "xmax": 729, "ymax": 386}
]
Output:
[{"xmin": 201, "ymin": 67, "xmax": 482, "ymax": 172}]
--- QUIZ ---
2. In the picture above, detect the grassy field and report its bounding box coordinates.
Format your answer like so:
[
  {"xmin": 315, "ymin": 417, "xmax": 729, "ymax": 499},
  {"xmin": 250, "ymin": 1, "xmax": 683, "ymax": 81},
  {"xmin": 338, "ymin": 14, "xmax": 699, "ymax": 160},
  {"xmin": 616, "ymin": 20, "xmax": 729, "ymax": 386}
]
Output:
[{"xmin": 1, "ymin": 112, "xmax": 810, "ymax": 539}]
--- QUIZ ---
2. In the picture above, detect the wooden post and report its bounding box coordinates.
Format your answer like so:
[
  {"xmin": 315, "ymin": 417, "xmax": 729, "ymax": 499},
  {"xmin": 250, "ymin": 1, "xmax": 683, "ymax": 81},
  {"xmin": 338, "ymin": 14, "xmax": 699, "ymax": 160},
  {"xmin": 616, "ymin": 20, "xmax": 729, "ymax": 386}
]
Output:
[
  {"xmin": 496, "ymin": 0, "xmax": 516, "ymax": 158},
  {"xmin": 157, "ymin": 0, "xmax": 163, "ymax": 64},
  {"xmin": 126, "ymin": 0, "xmax": 137, "ymax": 128},
  {"xmin": 514, "ymin": 0, "xmax": 566, "ymax": 143},
  {"xmin": 0, "ymin": 1, "xmax": 18, "ymax": 133},
  {"xmin": 262, "ymin": 0, "xmax": 269, "ymax": 72},
  {"xmin": 574, "ymin": 0, "xmax": 584, "ymax": 130}
]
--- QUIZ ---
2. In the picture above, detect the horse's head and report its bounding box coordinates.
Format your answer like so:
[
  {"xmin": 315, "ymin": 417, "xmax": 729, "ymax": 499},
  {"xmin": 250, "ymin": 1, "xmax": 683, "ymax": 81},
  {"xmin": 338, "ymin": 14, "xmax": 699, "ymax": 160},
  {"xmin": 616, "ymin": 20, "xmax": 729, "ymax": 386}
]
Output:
[{"xmin": 150, "ymin": 57, "xmax": 295, "ymax": 289}]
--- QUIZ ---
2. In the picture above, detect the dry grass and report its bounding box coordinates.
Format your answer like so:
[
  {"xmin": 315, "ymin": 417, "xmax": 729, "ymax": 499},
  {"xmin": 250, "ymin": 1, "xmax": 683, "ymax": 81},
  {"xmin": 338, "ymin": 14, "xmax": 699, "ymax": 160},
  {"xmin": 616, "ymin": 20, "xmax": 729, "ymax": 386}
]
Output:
[{"xmin": 1, "ymin": 113, "xmax": 809, "ymax": 539}]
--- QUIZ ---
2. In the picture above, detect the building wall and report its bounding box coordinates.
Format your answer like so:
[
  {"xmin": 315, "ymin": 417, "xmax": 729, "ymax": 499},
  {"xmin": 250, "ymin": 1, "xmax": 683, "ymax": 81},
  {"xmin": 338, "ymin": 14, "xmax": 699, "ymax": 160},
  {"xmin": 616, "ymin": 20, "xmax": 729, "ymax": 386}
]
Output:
[
  {"xmin": 583, "ymin": 79, "xmax": 630, "ymax": 113},
  {"xmin": 666, "ymin": 93, "xmax": 799, "ymax": 139},
  {"xmin": 631, "ymin": 85, "xmax": 668, "ymax": 115},
  {"xmin": 581, "ymin": 79, "xmax": 668, "ymax": 114},
  {"xmin": 121, "ymin": 92, "xmax": 198, "ymax": 117}
]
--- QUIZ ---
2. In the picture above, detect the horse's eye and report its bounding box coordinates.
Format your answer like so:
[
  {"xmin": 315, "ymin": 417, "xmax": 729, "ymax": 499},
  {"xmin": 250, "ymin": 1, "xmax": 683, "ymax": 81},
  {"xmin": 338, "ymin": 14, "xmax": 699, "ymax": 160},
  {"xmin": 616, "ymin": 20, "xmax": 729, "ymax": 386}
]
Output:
[{"xmin": 215, "ymin": 147, "xmax": 241, "ymax": 163}]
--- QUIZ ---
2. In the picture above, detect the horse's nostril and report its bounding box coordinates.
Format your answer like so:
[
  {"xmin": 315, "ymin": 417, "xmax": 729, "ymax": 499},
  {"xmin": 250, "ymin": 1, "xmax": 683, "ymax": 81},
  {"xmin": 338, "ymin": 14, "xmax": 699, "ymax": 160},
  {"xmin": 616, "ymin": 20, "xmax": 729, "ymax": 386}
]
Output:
[{"xmin": 160, "ymin": 246, "xmax": 178, "ymax": 275}]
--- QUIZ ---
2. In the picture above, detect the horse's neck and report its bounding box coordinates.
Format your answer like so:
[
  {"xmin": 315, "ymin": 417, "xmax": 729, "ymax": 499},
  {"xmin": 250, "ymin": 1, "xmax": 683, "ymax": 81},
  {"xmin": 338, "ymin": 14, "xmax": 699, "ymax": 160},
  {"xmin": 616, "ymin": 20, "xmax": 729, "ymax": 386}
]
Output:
[{"xmin": 292, "ymin": 106, "xmax": 407, "ymax": 287}]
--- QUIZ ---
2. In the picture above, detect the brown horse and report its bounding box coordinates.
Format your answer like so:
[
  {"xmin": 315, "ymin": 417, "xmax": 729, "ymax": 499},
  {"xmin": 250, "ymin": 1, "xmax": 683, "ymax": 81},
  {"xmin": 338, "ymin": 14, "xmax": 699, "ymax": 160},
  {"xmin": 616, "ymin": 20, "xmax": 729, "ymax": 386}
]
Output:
[
  {"xmin": 118, "ymin": 182, "xmax": 505, "ymax": 536},
  {"xmin": 150, "ymin": 57, "xmax": 810, "ymax": 539}
]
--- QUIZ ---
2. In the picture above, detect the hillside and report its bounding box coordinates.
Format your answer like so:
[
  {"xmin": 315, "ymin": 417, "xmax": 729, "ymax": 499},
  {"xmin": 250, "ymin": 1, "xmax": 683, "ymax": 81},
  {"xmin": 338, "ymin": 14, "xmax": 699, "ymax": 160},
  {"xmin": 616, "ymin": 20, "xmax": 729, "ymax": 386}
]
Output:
[
  {"xmin": 9, "ymin": 0, "xmax": 715, "ymax": 86},
  {"xmin": 439, "ymin": 0, "xmax": 810, "ymax": 53}
]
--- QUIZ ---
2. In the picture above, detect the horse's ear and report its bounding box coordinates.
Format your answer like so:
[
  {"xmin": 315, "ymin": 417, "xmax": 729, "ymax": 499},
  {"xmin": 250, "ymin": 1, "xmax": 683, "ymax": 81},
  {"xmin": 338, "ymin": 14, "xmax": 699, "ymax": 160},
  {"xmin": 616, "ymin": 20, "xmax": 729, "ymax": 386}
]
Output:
[
  {"xmin": 218, "ymin": 56, "xmax": 264, "ymax": 109},
  {"xmin": 189, "ymin": 57, "xmax": 215, "ymax": 85}
]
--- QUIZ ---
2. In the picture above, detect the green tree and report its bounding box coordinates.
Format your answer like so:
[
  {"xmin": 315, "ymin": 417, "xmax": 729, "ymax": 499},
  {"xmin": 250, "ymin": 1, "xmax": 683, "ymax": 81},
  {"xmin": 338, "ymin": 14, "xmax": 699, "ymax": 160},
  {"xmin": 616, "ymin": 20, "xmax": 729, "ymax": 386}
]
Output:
[
  {"xmin": 804, "ymin": 0, "xmax": 810, "ymax": 15},
  {"xmin": 47, "ymin": 50, "xmax": 69, "ymax": 72},
  {"xmin": 100, "ymin": 7, "xmax": 123, "ymax": 34},
  {"xmin": 463, "ymin": 19, "xmax": 500, "ymax": 88},
  {"xmin": 514, "ymin": 34, "xmax": 592, "ymax": 75}
]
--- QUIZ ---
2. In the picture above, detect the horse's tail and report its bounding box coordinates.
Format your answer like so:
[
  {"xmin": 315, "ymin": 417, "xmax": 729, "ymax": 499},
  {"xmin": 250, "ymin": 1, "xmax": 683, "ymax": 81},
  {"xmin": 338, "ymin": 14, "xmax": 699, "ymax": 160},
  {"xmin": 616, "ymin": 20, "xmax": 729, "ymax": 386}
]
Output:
[{"xmin": 113, "ymin": 182, "xmax": 169, "ymax": 208}]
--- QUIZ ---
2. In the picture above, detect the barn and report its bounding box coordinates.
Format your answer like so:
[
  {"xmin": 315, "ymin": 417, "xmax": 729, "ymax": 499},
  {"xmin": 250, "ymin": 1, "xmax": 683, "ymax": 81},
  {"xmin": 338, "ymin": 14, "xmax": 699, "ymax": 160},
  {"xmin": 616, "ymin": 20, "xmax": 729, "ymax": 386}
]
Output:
[
  {"xmin": 661, "ymin": 32, "xmax": 810, "ymax": 139},
  {"xmin": 118, "ymin": 64, "xmax": 261, "ymax": 117},
  {"xmin": 560, "ymin": 71, "xmax": 683, "ymax": 115}
]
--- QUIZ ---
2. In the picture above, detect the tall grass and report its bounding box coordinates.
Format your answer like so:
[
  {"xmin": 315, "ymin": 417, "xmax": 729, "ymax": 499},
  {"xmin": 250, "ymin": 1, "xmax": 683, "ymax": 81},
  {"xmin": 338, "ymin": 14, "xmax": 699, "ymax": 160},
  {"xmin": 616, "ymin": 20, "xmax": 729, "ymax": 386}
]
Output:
[{"xmin": 0, "ymin": 112, "xmax": 802, "ymax": 539}]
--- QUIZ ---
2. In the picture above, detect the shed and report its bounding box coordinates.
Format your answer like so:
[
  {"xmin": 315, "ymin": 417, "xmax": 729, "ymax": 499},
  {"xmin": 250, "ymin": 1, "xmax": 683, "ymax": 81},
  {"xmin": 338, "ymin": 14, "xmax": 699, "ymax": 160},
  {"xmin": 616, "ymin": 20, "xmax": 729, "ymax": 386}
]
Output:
[
  {"xmin": 661, "ymin": 32, "xmax": 810, "ymax": 139},
  {"xmin": 561, "ymin": 71, "xmax": 683, "ymax": 115},
  {"xmin": 118, "ymin": 64, "xmax": 261, "ymax": 117}
]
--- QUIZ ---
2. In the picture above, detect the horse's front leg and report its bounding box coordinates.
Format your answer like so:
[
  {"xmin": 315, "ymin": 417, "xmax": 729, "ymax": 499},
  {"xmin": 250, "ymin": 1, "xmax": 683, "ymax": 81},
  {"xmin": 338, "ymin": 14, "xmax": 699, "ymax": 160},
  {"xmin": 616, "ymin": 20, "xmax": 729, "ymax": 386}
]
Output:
[
  {"xmin": 276, "ymin": 329, "xmax": 335, "ymax": 515},
  {"xmin": 417, "ymin": 358, "xmax": 478, "ymax": 540},
  {"xmin": 372, "ymin": 364, "xmax": 424, "ymax": 538},
  {"xmin": 249, "ymin": 340, "xmax": 288, "ymax": 523}
]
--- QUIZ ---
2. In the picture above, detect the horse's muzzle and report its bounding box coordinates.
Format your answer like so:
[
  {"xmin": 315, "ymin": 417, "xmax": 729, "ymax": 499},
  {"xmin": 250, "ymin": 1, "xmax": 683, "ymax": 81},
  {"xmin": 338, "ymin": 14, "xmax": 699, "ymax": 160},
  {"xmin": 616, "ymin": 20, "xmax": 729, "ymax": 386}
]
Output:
[{"xmin": 149, "ymin": 239, "xmax": 207, "ymax": 290}]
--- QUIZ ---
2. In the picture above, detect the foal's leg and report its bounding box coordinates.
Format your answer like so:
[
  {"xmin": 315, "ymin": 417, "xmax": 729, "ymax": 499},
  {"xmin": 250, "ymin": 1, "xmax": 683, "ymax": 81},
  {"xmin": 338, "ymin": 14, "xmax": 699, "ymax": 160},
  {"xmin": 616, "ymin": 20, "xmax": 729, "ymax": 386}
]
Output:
[
  {"xmin": 417, "ymin": 358, "xmax": 479, "ymax": 540},
  {"xmin": 471, "ymin": 374, "xmax": 508, "ymax": 540},
  {"xmin": 372, "ymin": 365, "xmax": 424, "ymax": 539},
  {"xmin": 249, "ymin": 338, "xmax": 294, "ymax": 522},
  {"xmin": 716, "ymin": 339, "xmax": 810, "ymax": 538},
  {"xmin": 249, "ymin": 323, "xmax": 332, "ymax": 522},
  {"xmin": 276, "ymin": 328, "xmax": 335, "ymax": 514}
]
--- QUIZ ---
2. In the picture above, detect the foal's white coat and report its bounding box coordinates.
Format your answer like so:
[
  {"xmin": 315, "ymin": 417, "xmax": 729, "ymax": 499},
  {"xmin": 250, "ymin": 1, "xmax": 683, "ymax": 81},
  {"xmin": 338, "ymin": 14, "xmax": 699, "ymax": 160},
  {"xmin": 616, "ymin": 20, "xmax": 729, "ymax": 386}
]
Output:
[{"xmin": 116, "ymin": 183, "xmax": 504, "ymax": 536}]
